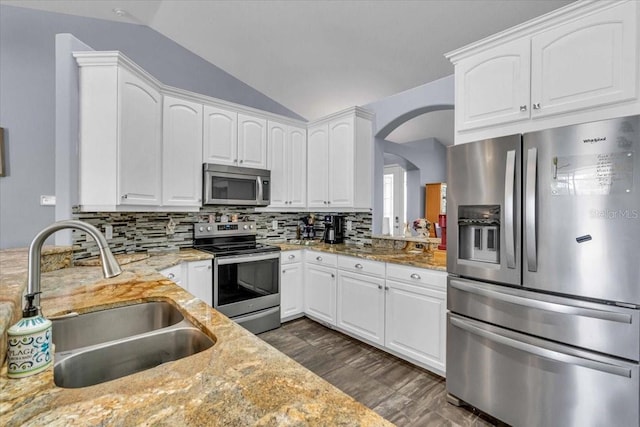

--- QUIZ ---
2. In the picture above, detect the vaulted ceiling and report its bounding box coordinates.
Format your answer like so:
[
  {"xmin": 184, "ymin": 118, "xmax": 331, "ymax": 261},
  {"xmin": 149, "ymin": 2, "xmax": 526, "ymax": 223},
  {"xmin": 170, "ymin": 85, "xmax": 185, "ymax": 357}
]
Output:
[{"xmin": 2, "ymin": 0, "xmax": 574, "ymax": 145}]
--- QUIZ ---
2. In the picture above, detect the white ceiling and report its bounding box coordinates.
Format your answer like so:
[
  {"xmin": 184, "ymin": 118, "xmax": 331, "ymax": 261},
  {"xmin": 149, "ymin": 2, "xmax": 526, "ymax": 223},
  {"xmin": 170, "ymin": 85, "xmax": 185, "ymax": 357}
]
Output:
[{"xmin": 3, "ymin": 0, "xmax": 573, "ymax": 145}]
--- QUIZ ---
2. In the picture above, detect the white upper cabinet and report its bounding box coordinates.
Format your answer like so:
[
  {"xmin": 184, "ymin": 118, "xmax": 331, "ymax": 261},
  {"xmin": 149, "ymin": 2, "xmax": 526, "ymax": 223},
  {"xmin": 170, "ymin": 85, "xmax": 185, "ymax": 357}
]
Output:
[
  {"xmin": 238, "ymin": 114, "xmax": 267, "ymax": 169},
  {"xmin": 75, "ymin": 52, "xmax": 163, "ymax": 211},
  {"xmin": 455, "ymin": 38, "xmax": 531, "ymax": 131},
  {"xmin": 306, "ymin": 108, "xmax": 373, "ymax": 210},
  {"xmin": 306, "ymin": 123, "xmax": 330, "ymax": 208},
  {"xmin": 203, "ymin": 108, "xmax": 267, "ymax": 169},
  {"xmin": 162, "ymin": 96, "xmax": 203, "ymax": 208},
  {"xmin": 268, "ymin": 121, "xmax": 307, "ymax": 208},
  {"xmin": 530, "ymin": 1, "xmax": 638, "ymax": 119},
  {"xmin": 448, "ymin": 1, "xmax": 640, "ymax": 143},
  {"xmin": 203, "ymin": 105, "xmax": 238, "ymax": 166},
  {"xmin": 117, "ymin": 68, "xmax": 162, "ymax": 206}
]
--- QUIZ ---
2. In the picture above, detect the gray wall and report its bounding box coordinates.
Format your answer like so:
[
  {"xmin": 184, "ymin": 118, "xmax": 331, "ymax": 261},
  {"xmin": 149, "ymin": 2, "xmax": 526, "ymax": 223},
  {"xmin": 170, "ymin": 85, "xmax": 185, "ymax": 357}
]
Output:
[
  {"xmin": 382, "ymin": 138, "xmax": 447, "ymax": 223},
  {"xmin": 0, "ymin": 5, "xmax": 304, "ymax": 249},
  {"xmin": 364, "ymin": 77, "xmax": 454, "ymax": 234}
]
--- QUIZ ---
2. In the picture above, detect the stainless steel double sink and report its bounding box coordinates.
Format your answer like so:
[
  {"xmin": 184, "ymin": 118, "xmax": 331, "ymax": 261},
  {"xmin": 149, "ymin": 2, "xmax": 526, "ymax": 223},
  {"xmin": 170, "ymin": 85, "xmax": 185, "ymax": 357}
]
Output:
[{"xmin": 52, "ymin": 301, "xmax": 215, "ymax": 388}]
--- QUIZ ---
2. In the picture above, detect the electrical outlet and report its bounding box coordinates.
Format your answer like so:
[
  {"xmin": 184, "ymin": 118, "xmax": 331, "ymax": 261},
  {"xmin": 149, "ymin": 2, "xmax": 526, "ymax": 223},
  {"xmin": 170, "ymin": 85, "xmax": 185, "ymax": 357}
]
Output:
[
  {"xmin": 272, "ymin": 220, "xmax": 278, "ymax": 230},
  {"xmin": 346, "ymin": 220, "xmax": 353, "ymax": 231},
  {"xmin": 166, "ymin": 217, "xmax": 176, "ymax": 235},
  {"xmin": 40, "ymin": 195, "xmax": 56, "ymax": 206},
  {"xmin": 104, "ymin": 224, "xmax": 113, "ymax": 240}
]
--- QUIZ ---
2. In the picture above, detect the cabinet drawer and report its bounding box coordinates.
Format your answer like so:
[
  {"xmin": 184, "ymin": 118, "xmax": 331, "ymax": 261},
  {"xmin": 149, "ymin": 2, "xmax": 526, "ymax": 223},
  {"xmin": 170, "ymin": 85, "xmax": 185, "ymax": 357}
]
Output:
[
  {"xmin": 281, "ymin": 250, "xmax": 303, "ymax": 265},
  {"xmin": 304, "ymin": 250, "xmax": 338, "ymax": 267},
  {"xmin": 338, "ymin": 255, "xmax": 385, "ymax": 277},
  {"xmin": 386, "ymin": 264, "xmax": 446, "ymax": 290}
]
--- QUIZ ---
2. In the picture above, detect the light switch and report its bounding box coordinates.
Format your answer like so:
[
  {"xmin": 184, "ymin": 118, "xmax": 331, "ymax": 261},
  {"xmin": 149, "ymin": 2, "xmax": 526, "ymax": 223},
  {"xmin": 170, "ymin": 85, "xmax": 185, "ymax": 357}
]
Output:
[
  {"xmin": 346, "ymin": 220, "xmax": 353, "ymax": 231},
  {"xmin": 272, "ymin": 220, "xmax": 278, "ymax": 230}
]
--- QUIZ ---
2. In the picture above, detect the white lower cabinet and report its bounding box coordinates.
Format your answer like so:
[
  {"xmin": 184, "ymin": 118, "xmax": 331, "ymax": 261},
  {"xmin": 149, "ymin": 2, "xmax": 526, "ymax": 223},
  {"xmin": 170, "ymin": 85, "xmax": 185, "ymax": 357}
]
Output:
[
  {"xmin": 160, "ymin": 260, "xmax": 213, "ymax": 306},
  {"xmin": 384, "ymin": 264, "xmax": 447, "ymax": 375},
  {"xmin": 186, "ymin": 260, "xmax": 213, "ymax": 306},
  {"xmin": 304, "ymin": 251, "xmax": 337, "ymax": 326},
  {"xmin": 280, "ymin": 251, "xmax": 304, "ymax": 321},
  {"xmin": 336, "ymin": 270, "xmax": 385, "ymax": 345}
]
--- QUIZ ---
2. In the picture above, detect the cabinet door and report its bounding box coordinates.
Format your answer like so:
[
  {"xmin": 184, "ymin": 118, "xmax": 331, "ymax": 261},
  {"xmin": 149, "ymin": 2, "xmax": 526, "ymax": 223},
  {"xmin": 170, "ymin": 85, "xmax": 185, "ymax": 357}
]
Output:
[
  {"xmin": 118, "ymin": 68, "xmax": 162, "ymax": 205},
  {"xmin": 328, "ymin": 116, "xmax": 355, "ymax": 207},
  {"xmin": 530, "ymin": 1, "xmax": 638, "ymax": 119},
  {"xmin": 337, "ymin": 271, "xmax": 385, "ymax": 345},
  {"xmin": 304, "ymin": 264, "xmax": 336, "ymax": 325},
  {"xmin": 186, "ymin": 260, "xmax": 213, "ymax": 306},
  {"xmin": 238, "ymin": 114, "xmax": 267, "ymax": 169},
  {"xmin": 159, "ymin": 264, "xmax": 184, "ymax": 287},
  {"xmin": 267, "ymin": 121, "xmax": 288, "ymax": 207},
  {"xmin": 288, "ymin": 126, "xmax": 307, "ymax": 208},
  {"xmin": 385, "ymin": 279, "xmax": 446, "ymax": 373},
  {"xmin": 307, "ymin": 124, "xmax": 329, "ymax": 208},
  {"xmin": 455, "ymin": 38, "xmax": 531, "ymax": 131},
  {"xmin": 162, "ymin": 96, "xmax": 203, "ymax": 207},
  {"xmin": 203, "ymin": 105, "xmax": 237, "ymax": 165},
  {"xmin": 281, "ymin": 262, "xmax": 304, "ymax": 321}
]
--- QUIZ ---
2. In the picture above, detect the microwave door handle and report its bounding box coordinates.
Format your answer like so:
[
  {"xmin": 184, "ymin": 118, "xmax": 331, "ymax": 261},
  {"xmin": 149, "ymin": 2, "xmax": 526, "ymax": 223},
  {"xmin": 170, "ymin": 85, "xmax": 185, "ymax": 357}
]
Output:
[
  {"xmin": 504, "ymin": 149, "xmax": 516, "ymax": 269},
  {"xmin": 257, "ymin": 176, "xmax": 264, "ymax": 203},
  {"xmin": 526, "ymin": 147, "xmax": 538, "ymax": 272}
]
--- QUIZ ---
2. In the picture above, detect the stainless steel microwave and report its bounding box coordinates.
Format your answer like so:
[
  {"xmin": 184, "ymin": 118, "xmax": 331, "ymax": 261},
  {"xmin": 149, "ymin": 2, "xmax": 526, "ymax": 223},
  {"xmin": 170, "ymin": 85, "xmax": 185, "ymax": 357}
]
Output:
[{"xmin": 203, "ymin": 164, "xmax": 270, "ymax": 206}]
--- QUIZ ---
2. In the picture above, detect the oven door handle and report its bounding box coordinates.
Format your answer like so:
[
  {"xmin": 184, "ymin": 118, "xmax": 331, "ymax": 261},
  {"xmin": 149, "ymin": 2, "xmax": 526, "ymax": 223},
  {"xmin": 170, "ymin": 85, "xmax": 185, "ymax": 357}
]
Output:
[{"xmin": 215, "ymin": 252, "xmax": 280, "ymax": 265}]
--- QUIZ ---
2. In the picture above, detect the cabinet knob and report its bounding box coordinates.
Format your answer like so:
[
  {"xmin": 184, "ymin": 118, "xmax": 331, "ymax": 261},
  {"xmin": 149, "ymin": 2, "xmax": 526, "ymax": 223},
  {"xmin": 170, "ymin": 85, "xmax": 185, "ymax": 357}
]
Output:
[
  {"xmin": 532, "ymin": 103, "xmax": 541, "ymax": 110},
  {"xmin": 316, "ymin": 256, "xmax": 323, "ymax": 261},
  {"xmin": 410, "ymin": 273, "xmax": 421, "ymax": 280},
  {"xmin": 167, "ymin": 273, "xmax": 175, "ymax": 279},
  {"xmin": 519, "ymin": 105, "xmax": 527, "ymax": 112},
  {"xmin": 282, "ymin": 270, "xmax": 286, "ymax": 274},
  {"xmin": 331, "ymin": 273, "xmax": 335, "ymax": 278},
  {"xmin": 239, "ymin": 160, "xmax": 244, "ymax": 164},
  {"xmin": 355, "ymin": 263, "xmax": 363, "ymax": 269},
  {"xmin": 327, "ymin": 201, "xmax": 331, "ymax": 205},
  {"xmin": 234, "ymin": 159, "xmax": 238, "ymax": 163},
  {"xmin": 288, "ymin": 254, "xmax": 296, "ymax": 260},
  {"xmin": 208, "ymin": 265, "xmax": 212, "ymax": 270},
  {"xmin": 385, "ymin": 286, "xmax": 389, "ymax": 291},
  {"xmin": 377, "ymin": 284, "xmax": 382, "ymax": 290},
  {"xmin": 121, "ymin": 194, "xmax": 128, "ymax": 199}
]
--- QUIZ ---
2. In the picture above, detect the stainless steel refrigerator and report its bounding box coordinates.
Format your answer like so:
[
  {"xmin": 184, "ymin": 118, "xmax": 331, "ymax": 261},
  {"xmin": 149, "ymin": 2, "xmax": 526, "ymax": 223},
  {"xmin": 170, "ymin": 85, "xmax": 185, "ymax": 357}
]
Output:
[{"xmin": 446, "ymin": 115, "xmax": 640, "ymax": 427}]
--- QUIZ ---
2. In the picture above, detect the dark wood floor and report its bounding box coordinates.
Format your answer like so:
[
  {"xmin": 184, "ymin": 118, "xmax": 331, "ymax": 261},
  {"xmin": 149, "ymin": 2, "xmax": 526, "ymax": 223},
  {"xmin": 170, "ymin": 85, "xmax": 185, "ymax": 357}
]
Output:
[{"xmin": 258, "ymin": 317, "xmax": 497, "ymax": 426}]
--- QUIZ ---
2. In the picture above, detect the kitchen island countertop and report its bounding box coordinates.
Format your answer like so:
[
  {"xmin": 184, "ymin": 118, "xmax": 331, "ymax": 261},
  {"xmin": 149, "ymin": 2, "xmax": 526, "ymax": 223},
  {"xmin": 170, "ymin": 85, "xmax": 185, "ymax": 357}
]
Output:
[{"xmin": 0, "ymin": 247, "xmax": 393, "ymax": 426}]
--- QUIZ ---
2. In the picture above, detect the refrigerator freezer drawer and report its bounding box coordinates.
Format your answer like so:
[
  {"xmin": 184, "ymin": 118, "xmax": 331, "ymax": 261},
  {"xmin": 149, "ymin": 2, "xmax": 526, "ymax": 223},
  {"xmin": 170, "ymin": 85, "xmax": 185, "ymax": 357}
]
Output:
[
  {"xmin": 448, "ymin": 277, "xmax": 640, "ymax": 361},
  {"xmin": 447, "ymin": 313, "xmax": 639, "ymax": 427}
]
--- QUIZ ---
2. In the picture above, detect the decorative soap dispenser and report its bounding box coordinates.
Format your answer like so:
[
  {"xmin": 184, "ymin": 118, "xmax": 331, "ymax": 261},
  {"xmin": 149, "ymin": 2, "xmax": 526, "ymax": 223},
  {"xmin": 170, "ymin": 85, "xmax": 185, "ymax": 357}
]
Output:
[{"xmin": 7, "ymin": 292, "xmax": 52, "ymax": 378}]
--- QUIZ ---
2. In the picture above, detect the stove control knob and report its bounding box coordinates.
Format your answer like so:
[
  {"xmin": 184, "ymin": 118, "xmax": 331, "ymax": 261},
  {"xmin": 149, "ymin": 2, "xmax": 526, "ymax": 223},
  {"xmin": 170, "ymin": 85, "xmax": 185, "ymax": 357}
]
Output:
[
  {"xmin": 243, "ymin": 225, "xmax": 249, "ymax": 230},
  {"xmin": 198, "ymin": 226, "xmax": 204, "ymax": 232},
  {"xmin": 249, "ymin": 225, "xmax": 254, "ymax": 230},
  {"xmin": 206, "ymin": 226, "xmax": 212, "ymax": 231}
]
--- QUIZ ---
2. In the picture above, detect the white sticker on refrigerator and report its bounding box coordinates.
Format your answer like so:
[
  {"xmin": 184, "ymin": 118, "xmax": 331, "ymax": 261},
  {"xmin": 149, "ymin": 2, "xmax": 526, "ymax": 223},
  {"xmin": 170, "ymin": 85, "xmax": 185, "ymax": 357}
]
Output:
[{"xmin": 550, "ymin": 152, "xmax": 633, "ymax": 196}]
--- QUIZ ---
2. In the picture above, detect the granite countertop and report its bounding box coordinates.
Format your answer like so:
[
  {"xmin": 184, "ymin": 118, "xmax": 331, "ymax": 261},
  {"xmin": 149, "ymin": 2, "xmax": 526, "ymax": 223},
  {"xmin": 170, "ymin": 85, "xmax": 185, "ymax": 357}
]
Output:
[
  {"xmin": 272, "ymin": 241, "xmax": 447, "ymax": 271},
  {"xmin": 0, "ymin": 247, "xmax": 393, "ymax": 426}
]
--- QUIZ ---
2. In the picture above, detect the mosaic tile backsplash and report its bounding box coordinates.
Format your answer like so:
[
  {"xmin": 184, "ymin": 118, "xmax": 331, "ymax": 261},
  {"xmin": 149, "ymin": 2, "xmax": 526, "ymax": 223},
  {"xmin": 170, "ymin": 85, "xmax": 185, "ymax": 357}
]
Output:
[{"xmin": 72, "ymin": 207, "xmax": 372, "ymax": 259}]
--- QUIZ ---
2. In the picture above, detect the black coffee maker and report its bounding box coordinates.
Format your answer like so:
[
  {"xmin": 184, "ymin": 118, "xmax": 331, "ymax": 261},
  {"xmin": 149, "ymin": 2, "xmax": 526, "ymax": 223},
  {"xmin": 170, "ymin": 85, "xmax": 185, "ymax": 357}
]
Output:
[{"xmin": 323, "ymin": 215, "xmax": 345, "ymax": 244}]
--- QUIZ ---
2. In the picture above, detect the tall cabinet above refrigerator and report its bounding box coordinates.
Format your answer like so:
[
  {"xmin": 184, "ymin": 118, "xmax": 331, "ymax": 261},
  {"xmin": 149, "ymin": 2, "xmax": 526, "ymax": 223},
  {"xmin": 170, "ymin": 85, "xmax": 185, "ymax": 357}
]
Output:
[{"xmin": 446, "ymin": 115, "xmax": 640, "ymax": 427}]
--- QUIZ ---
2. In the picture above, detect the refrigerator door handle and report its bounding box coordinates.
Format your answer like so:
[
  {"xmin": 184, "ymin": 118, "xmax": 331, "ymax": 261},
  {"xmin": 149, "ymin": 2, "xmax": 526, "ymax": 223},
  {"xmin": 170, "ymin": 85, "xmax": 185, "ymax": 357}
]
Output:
[
  {"xmin": 449, "ymin": 280, "xmax": 632, "ymax": 324},
  {"xmin": 504, "ymin": 150, "xmax": 516, "ymax": 269},
  {"xmin": 526, "ymin": 147, "xmax": 538, "ymax": 272},
  {"xmin": 450, "ymin": 316, "xmax": 632, "ymax": 378}
]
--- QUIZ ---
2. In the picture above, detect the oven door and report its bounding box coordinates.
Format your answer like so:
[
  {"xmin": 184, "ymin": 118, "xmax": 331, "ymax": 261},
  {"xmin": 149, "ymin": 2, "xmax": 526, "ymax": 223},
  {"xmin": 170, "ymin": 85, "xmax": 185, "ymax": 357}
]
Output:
[{"xmin": 213, "ymin": 252, "xmax": 280, "ymax": 318}]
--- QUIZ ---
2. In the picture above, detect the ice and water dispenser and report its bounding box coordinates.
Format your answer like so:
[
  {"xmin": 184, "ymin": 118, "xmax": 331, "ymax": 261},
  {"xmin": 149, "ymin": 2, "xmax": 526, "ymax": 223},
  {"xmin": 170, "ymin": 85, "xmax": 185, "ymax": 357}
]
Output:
[{"xmin": 458, "ymin": 205, "xmax": 500, "ymax": 264}]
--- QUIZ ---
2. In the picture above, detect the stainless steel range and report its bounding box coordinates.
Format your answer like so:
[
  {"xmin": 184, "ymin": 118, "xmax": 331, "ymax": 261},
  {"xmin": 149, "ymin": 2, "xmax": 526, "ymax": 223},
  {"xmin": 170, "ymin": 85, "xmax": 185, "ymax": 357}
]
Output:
[{"xmin": 193, "ymin": 222, "xmax": 281, "ymax": 334}]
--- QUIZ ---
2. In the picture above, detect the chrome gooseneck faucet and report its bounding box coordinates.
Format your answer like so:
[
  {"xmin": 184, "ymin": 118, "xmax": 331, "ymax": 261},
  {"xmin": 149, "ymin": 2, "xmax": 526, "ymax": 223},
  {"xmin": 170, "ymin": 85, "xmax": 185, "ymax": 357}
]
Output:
[{"xmin": 27, "ymin": 220, "xmax": 122, "ymax": 306}]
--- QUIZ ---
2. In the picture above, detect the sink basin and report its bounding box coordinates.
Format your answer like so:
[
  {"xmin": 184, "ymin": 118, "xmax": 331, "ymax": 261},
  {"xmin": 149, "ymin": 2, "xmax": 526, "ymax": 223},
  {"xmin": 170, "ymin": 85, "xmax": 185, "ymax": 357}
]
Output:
[
  {"xmin": 54, "ymin": 327, "xmax": 214, "ymax": 388},
  {"xmin": 51, "ymin": 301, "xmax": 215, "ymax": 388},
  {"xmin": 52, "ymin": 301, "xmax": 184, "ymax": 352}
]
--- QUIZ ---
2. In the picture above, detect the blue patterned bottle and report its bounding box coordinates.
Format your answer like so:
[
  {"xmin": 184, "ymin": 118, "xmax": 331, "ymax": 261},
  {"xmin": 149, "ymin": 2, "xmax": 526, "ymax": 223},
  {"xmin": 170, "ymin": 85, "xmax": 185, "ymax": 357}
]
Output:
[{"xmin": 7, "ymin": 293, "xmax": 52, "ymax": 378}]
